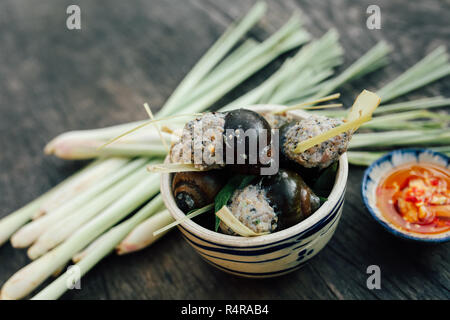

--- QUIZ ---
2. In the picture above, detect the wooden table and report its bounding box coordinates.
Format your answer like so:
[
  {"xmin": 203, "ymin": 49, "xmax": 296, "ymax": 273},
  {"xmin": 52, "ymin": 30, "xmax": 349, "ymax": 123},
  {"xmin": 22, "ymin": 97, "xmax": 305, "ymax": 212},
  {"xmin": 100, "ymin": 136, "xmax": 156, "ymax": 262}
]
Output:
[{"xmin": 0, "ymin": 0, "xmax": 448, "ymax": 300}]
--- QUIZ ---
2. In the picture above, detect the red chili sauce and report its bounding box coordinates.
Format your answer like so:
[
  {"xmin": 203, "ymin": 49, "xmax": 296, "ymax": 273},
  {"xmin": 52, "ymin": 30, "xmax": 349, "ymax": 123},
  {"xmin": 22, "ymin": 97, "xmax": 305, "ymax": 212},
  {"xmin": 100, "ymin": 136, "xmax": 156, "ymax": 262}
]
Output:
[{"xmin": 376, "ymin": 163, "xmax": 450, "ymax": 234}]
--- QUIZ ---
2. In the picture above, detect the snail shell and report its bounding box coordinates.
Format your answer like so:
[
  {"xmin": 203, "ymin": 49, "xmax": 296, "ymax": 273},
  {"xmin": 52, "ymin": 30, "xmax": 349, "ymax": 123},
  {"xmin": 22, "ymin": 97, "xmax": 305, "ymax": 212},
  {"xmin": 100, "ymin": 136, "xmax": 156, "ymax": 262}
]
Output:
[{"xmin": 172, "ymin": 170, "xmax": 225, "ymax": 213}]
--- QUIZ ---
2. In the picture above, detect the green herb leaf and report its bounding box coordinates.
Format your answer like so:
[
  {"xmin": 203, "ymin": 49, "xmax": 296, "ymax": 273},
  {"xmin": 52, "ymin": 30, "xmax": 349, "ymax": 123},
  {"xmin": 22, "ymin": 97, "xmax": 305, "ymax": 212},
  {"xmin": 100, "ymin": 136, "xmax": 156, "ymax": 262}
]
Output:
[{"xmin": 214, "ymin": 175, "xmax": 256, "ymax": 232}]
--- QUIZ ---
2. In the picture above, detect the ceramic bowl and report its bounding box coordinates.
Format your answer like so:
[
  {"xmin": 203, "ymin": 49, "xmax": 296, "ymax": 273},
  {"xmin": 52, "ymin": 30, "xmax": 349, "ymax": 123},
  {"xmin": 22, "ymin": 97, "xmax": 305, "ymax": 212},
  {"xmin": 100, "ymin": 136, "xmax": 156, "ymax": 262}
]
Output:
[
  {"xmin": 161, "ymin": 105, "xmax": 349, "ymax": 277},
  {"xmin": 362, "ymin": 148, "xmax": 450, "ymax": 243}
]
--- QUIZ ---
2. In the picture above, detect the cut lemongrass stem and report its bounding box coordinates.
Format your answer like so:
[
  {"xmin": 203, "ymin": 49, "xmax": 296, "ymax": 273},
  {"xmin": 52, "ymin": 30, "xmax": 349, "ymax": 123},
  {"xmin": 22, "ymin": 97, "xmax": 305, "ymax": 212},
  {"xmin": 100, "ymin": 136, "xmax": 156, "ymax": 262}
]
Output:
[
  {"xmin": 272, "ymin": 93, "xmax": 341, "ymax": 114},
  {"xmin": 1, "ymin": 173, "xmax": 162, "ymax": 300},
  {"xmin": 153, "ymin": 204, "xmax": 214, "ymax": 237},
  {"xmin": 117, "ymin": 209, "xmax": 174, "ymax": 255},
  {"xmin": 294, "ymin": 90, "xmax": 381, "ymax": 154},
  {"xmin": 27, "ymin": 162, "xmax": 152, "ymax": 260},
  {"xmin": 215, "ymin": 206, "xmax": 269, "ymax": 237},
  {"xmin": 147, "ymin": 163, "xmax": 203, "ymax": 173},
  {"xmin": 32, "ymin": 194, "xmax": 164, "ymax": 300},
  {"xmin": 10, "ymin": 158, "xmax": 141, "ymax": 248},
  {"xmin": 143, "ymin": 103, "xmax": 169, "ymax": 153}
]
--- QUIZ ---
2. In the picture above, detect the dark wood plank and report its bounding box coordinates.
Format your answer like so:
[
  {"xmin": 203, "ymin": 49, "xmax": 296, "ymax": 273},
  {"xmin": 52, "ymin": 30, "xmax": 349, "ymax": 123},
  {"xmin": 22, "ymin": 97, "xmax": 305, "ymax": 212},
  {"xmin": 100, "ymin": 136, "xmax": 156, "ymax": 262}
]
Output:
[{"xmin": 0, "ymin": 0, "xmax": 449, "ymax": 300}]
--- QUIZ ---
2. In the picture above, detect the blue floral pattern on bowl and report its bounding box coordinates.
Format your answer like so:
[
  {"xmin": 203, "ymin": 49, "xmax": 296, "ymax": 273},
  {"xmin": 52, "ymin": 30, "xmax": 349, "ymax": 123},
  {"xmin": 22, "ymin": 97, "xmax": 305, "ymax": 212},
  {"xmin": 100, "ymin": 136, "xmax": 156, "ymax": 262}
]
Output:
[{"xmin": 362, "ymin": 148, "xmax": 450, "ymax": 243}]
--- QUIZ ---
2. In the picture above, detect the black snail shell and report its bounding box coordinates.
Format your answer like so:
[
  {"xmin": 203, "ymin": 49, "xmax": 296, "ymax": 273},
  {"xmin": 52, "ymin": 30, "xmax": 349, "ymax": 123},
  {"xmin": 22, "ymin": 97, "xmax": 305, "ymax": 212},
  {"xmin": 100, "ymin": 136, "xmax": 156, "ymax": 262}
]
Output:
[
  {"xmin": 223, "ymin": 109, "xmax": 273, "ymax": 174},
  {"xmin": 172, "ymin": 170, "xmax": 225, "ymax": 213},
  {"xmin": 259, "ymin": 168, "xmax": 320, "ymax": 230}
]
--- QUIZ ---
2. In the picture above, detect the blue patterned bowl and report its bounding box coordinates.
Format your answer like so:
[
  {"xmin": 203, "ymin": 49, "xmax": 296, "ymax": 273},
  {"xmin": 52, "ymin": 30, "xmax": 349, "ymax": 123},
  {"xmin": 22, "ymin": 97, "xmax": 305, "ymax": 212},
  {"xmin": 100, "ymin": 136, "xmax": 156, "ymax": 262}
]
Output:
[
  {"xmin": 161, "ymin": 105, "xmax": 348, "ymax": 278},
  {"xmin": 362, "ymin": 148, "xmax": 450, "ymax": 243}
]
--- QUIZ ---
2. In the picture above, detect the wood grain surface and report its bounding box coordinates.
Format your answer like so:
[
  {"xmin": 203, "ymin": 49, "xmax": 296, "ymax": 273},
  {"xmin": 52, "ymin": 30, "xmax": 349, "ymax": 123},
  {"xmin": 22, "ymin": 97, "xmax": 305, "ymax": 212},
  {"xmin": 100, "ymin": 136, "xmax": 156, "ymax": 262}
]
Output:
[{"xmin": 0, "ymin": 0, "xmax": 449, "ymax": 300}]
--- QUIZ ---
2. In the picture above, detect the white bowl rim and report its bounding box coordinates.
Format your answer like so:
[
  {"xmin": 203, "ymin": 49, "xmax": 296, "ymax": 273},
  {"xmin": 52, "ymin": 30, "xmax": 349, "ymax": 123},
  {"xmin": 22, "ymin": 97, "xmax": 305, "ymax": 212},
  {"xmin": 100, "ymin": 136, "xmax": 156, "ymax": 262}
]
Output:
[{"xmin": 160, "ymin": 104, "xmax": 349, "ymax": 247}]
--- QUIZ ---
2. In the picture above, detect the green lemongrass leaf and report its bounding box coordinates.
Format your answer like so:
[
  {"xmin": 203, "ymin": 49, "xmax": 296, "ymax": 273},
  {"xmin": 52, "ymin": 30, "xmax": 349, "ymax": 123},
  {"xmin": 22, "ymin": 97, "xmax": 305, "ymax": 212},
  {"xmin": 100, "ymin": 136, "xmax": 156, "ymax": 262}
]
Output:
[
  {"xmin": 214, "ymin": 175, "xmax": 256, "ymax": 232},
  {"xmin": 377, "ymin": 46, "xmax": 450, "ymax": 102},
  {"xmin": 313, "ymin": 41, "xmax": 391, "ymax": 99},
  {"xmin": 349, "ymin": 129, "xmax": 450, "ymax": 149}
]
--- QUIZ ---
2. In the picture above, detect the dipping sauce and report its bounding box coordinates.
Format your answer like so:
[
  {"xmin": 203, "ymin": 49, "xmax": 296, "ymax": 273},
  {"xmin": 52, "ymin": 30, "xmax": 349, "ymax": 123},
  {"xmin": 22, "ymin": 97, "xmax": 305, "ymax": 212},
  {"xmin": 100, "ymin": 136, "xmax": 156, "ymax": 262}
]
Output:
[{"xmin": 376, "ymin": 162, "xmax": 450, "ymax": 234}]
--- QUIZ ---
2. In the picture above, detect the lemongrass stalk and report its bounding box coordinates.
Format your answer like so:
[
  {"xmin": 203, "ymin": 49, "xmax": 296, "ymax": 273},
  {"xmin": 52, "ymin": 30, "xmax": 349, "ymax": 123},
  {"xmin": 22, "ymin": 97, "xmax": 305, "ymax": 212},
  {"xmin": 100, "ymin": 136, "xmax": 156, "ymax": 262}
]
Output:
[
  {"xmin": 74, "ymin": 204, "xmax": 167, "ymax": 262},
  {"xmin": 375, "ymin": 97, "xmax": 450, "ymax": 114},
  {"xmin": 347, "ymin": 151, "xmax": 386, "ymax": 166},
  {"xmin": 34, "ymin": 158, "xmax": 129, "ymax": 218},
  {"xmin": 182, "ymin": 16, "xmax": 309, "ymax": 108},
  {"xmin": 182, "ymin": 21, "xmax": 310, "ymax": 115},
  {"xmin": 348, "ymin": 148, "xmax": 450, "ymax": 166},
  {"xmin": 349, "ymin": 129, "xmax": 450, "ymax": 149},
  {"xmin": 28, "ymin": 162, "xmax": 152, "ymax": 259},
  {"xmin": 377, "ymin": 46, "xmax": 450, "ymax": 102},
  {"xmin": 1, "ymin": 172, "xmax": 162, "ymax": 300},
  {"xmin": 313, "ymin": 96, "xmax": 450, "ymax": 118},
  {"xmin": 116, "ymin": 209, "xmax": 173, "ymax": 255},
  {"xmin": 220, "ymin": 30, "xmax": 342, "ymax": 111},
  {"xmin": 380, "ymin": 66, "xmax": 450, "ymax": 102},
  {"xmin": 44, "ymin": 121, "xmax": 146, "ymax": 154},
  {"xmin": 72, "ymin": 229, "xmax": 112, "ymax": 263},
  {"xmin": 363, "ymin": 110, "xmax": 448, "ymax": 127},
  {"xmin": 268, "ymin": 69, "xmax": 335, "ymax": 104},
  {"xmin": 429, "ymin": 146, "xmax": 450, "ymax": 154},
  {"xmin": 0, "ymin": 157, "xmax": 121, "ymax": 246},
  {"xmin": 32, "ymin": 195, "xmax": 164, "ymax": 300},
  {"xmin": 202, "ymin": 39, "xmax": 259, "ymax": 81},
  {"xmin": 52, "ymin": 142, "xmax": 169, "ymax": 160},
  {"xmin": 46, "ymin": 128, "xmax": 176, "ymax": 157},
  {"xmin": 157, "ymin": 2, "xmax": 267, "ymax": 117},
  {"xmin": 10, "ymin": 158, "xmax": 143, "ymax": 248},
  {"xmin": 362, "ymin": 120, "xmax": 445, "ymax": 131},
  {"xmin": 313, "ymin": 41, "xmax": 391, "ymax": 99}
]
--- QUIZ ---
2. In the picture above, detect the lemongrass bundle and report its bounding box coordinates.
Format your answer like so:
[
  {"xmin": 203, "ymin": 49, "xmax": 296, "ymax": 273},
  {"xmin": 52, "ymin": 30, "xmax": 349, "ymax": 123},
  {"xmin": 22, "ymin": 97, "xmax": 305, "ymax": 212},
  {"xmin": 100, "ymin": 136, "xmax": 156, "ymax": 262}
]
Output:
[
  {"xmin": 0, "ymin": 159, "xmax": 122, "ymax": 246},
  {"xmin": 1, "ymin": 172, "xmax": 162, "ymax": 300},
  {"xmin": 10, "ymin": 158, "xmax": 143, "ymax": 248},
  {"xmin": 27, "ymin": 163, "xmax": 155, "ymax": 260},
  {"xmin": 32, "ymin": 195, "xmax": 164, "ymax": 300}
]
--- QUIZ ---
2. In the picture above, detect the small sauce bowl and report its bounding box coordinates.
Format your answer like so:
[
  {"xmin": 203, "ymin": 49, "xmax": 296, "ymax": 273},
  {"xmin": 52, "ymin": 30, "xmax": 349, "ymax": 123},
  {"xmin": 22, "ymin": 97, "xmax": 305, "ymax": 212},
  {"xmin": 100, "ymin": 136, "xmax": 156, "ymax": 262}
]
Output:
[{"xmin": 362, "ymin": 148, "xmax": 450, "ymax": 243}]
